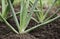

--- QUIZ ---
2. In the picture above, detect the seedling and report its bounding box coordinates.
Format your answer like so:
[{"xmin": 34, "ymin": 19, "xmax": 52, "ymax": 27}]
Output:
[
  {"xmin": 32, "ymin": 0, "xmax": 60, "ymax": 23},
  {"xmin": 0, "ymin": 0, "xmax": 60, "ymax": 34}
]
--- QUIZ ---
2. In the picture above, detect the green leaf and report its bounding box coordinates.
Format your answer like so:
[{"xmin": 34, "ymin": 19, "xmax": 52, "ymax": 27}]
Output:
[
  {"xmin": 2, "ymin": 0, "xmax": 14, "ymax": 19},
  {"xmin": 20, "ymin": 0, "xmax": 29, "ymax": 32}
]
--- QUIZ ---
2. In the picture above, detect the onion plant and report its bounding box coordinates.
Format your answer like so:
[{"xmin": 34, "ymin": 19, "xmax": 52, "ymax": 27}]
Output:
[
  {"xmin": 0, "ymin": 0, "xmax": 39, "ymax": 34},
  {"xmin": 0, "ymin": 0, "xmax": 14, "ymax": 22},
  {"xmin": 0, "ymin": 0, "xmax": 60, "ymax": 34},
  {"xmin": 32, "ymin": 0, "xmax": 60, "ymax": 23}
]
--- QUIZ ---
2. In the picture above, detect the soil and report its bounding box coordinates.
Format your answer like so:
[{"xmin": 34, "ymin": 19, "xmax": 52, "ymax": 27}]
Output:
[
  {"xmin": 29, "ymin": 19, "xmax": 60, "ymax": 39},
  {"xmin": 0, "ymin": 18, "xmax": 60, "ymax": 39},
  {"xmin": 1, "ymin": 32, "xmax": 38, "ymax": 39},
  {"xmin": 0, "ymin": 18, "xmax": 39, "ymax": 39}
]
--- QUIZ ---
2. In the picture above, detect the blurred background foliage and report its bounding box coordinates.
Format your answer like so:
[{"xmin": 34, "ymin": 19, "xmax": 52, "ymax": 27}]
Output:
[
  {"xmin": 13, "ymin": 0, "xmax": 60, "ymax": 7},
  {"xmin": 0, "ymin": 0, "xmax": 60, "ymax": 7},
  {"xmin": 30, "ymin": 0, "xmax": 60, "ymax": 7}
]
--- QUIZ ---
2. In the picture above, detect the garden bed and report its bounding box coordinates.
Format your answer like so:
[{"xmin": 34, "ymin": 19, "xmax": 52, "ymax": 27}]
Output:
[
  {"xmin": 0, "ymin": 0, "xmax": 60, "ymax": 39},
  {"xmin": 0, "ymin": 18, "xmax": 60, "ymax": 39}
]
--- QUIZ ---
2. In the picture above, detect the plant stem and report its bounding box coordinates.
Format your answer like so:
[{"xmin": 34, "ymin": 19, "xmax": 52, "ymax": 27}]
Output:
[
  {"xmin": 8, "ymin": 0, "xmax": 20, "ymax": 32},
  {"xmin": 0, "ymin": 15, "xmax": 19, "ymax": 34},
  {"xmin": 24, "ymin": 16, "xmax": 60, "ymax": 33}
]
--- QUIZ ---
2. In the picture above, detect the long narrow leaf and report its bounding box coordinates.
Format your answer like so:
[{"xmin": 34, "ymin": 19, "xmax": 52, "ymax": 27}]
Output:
[
  {"xmin": 7, "ymin": 0, "xmax": 20, "ymax": 32},
  {"xmin": 0, "ymin": 15, "xmax": 19, "ymax": 34},
  {"xmin": 24, "ymin": 0, "xmax": 38, "ymax": 31}
]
